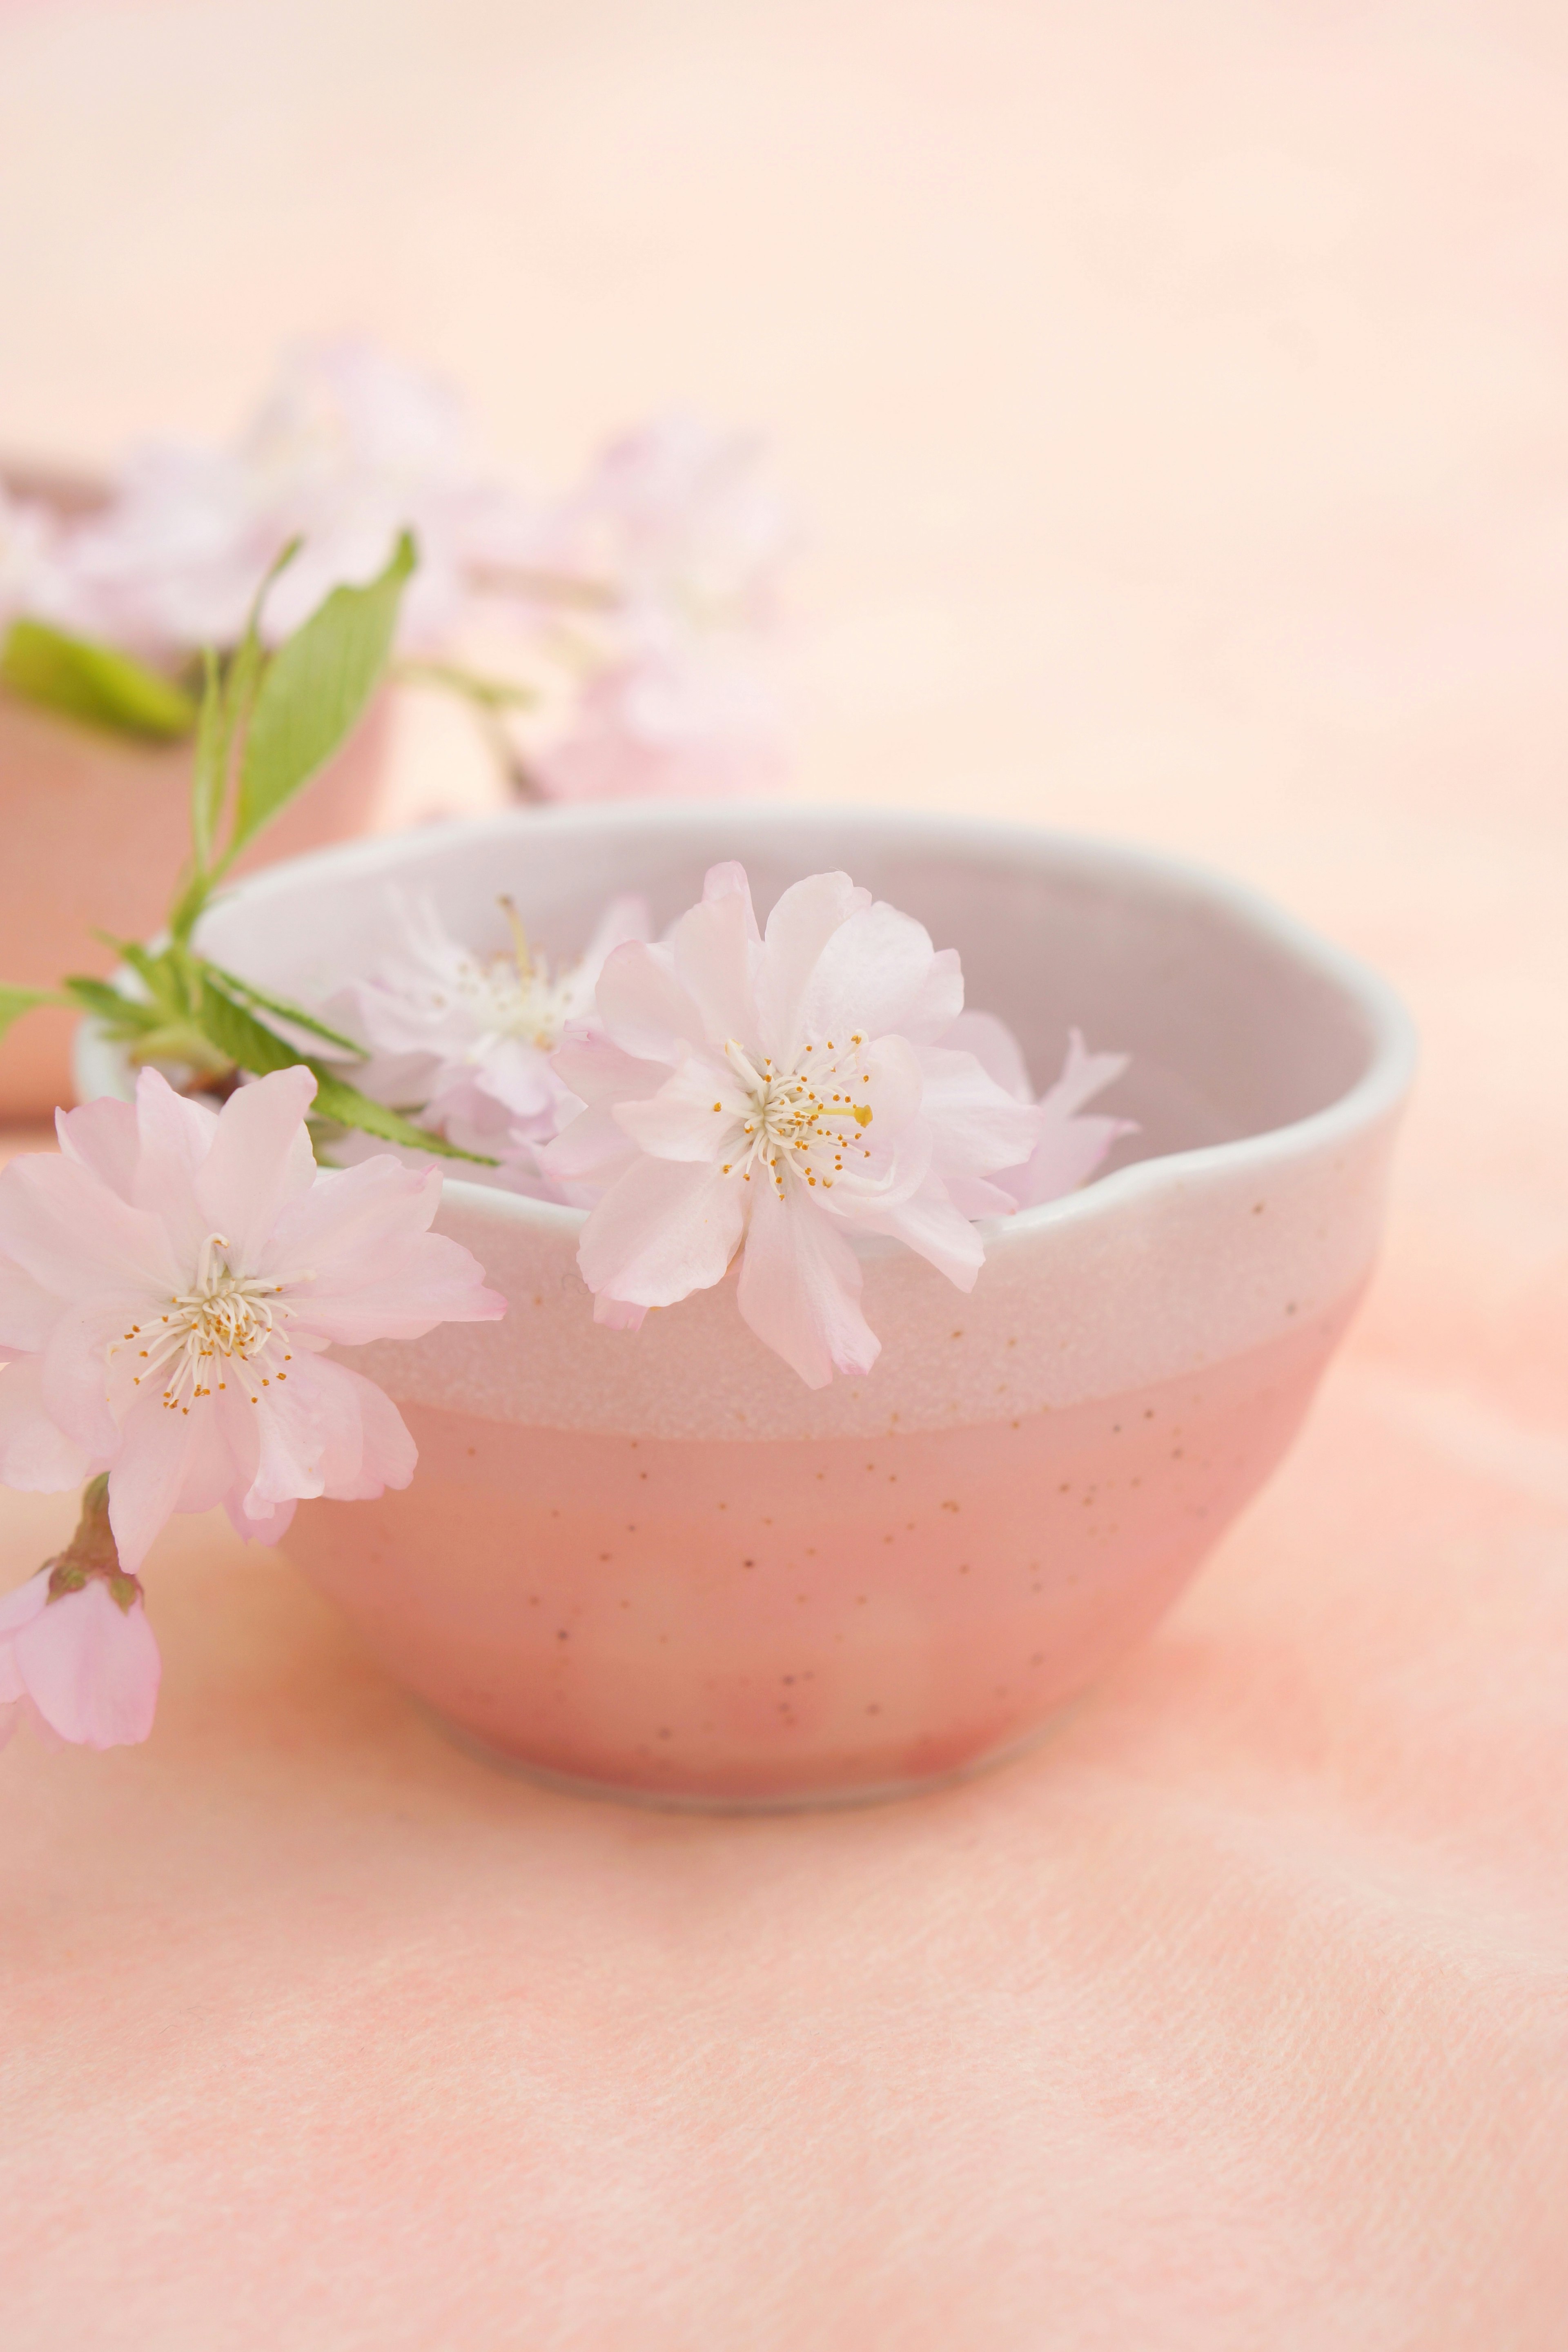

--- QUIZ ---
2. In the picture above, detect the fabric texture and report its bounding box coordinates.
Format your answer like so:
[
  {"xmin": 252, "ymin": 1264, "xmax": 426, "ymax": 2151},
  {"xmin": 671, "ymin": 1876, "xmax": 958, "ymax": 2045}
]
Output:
[{"xmin": 1, "ymin": 2, "xmax": 1565, "ymax": 2345}]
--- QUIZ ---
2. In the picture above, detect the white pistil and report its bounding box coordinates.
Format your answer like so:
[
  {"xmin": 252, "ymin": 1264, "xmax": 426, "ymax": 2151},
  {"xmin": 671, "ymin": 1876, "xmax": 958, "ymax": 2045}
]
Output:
[
  {"xmin": 111, "ymin": 1233, "xmax": 305, "ymax": 1416},
  {"xmin": 722, "ymin": 1036, "xmax": 875, "ymax": 1195},
  {"xmin": 445, "ymin": 905, "xmax": 588, "ymax": 1057}
]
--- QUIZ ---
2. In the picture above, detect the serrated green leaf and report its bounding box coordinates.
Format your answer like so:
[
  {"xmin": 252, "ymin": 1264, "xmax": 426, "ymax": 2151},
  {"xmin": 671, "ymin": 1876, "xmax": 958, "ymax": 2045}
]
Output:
[
  {"xmin": 192, "ymin": 980, "xmax": 302, "ymax": 1078},
  {"xmin": 225, "ymin": 532, "xmax": 415, "ymax": 866},
  {"xmin": 308, "ymin": 1072, "xmax": 494, "ymax": 1163},
  {"xmin": 60, "ymin": 975, "xmax": 163, "ymax": 1037},
  {"xmin": 0, "ymin": 982, "xmax": 72, "ymax": 1041},
  {"xmin": 1, "ymin": 619, "xmax": 196, "ymax": 742},
  {"xmin": 203, "ymin": 963, "xmax": 364, "ymax": 1057},
  {"xmin": 101, "ymin": 938, "xmax": 190, "ymax": 1019},
  {"xmin": 193, "ymin": 977, "xmax": 494, "ymax": 1165}
]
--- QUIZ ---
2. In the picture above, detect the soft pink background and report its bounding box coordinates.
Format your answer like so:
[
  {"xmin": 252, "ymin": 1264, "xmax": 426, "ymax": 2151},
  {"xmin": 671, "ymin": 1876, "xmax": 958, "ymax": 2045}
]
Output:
[{"xmin": 2, "ymin": 3, "xmax": 1565, "ymax": 2345}]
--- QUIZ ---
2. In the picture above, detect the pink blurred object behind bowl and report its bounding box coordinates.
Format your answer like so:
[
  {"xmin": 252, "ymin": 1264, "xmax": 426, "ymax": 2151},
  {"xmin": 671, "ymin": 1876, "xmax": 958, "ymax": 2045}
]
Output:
[
  {"xmin": 78, "ymin": 804, "xmax": 1417, "ymax": 1809},
  {"xmin": 0, "ymin": 463, "xmax": 402, "ymax": 1121}
]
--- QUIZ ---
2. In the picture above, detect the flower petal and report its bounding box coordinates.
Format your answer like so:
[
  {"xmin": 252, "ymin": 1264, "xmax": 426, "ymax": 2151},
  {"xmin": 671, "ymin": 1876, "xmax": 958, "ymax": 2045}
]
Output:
[
  {"xmin": 940, "ymin": 1009, "xmax": 1033, "ymax": 1100},
  {"xmin": 613, "ymin": 1051, "xmax": 747, "ymax": 1164},
  {"xmin": 918, "ymin": 1044, "xmax": 1045, "ymax": 1177},
  {"xmin": 551, "ymin": 1036, "xmax": 673, "ymax": 1108},
  {"xmin": 0, "ymin": 1153, "xmax": 178, "ymax": 1304},
  {"xmin": 106, "ymin": 1394, "xmax": 198, "ymax": 1572},
  {"xmin": 14, "ymin": 1578, "xmax": 160, "ymax": 1749},
  {"xmin": 225, "ymin": 1491, "xmax": 297, "ymax": 1548},
  {"xmin": 0, "ymin": 1565, "xmax": 51, "ymax": 1645},
  {"xmin": 1009, "ymin": 1115, "xmax": 1137, "ymax": 1209},
  {"xmin": 0, "ymin": 1355, "xmax": 96, "ymax": 1492},
  {"xmin": 794, "ymin": 898, "xmax": 939, "ymax": 1046},
  {"xmin": 577, "ymin": 1157, "xmax": 746, "ymax": 1308},
  {"xmin": 900, "ymin": 945, "xmax": 966, "ymax": 1044},
  {"xmin": 192, "ymin": 1064, "xmax": 318, "ymax": 1266},
  {"xmin": 855, "ymin": 1188, "xmax": 986, "ymax": 1289},
  {"xmin": 754, "ymin": 871, "xmax": 867, "ymax": 1065},
  {"xmin": 593, "ymin": 1294, "xmax": 648, "ymax": 1332},
  {"xmin": 265, "ymin": 1159, "xmax": 505, "ymax": 1343},
  {"xmin": 735, "ymin": 1180, "xmax": 880, "ymax": 1388},
  {"xmin": 0, "ymin": 1258, "xmax": 64, "ymax": 1353},
  {"xmin": 129, "ymin": 1066, "xmax": 219, "ymax": 1265},
  {"xmin": 579, "ymin": 891, "xmax": 655, "ymax": 971},
  {"xmin": 1045, "ymin": 1029, "xmax": 1132, "ymax": 1119},
  {"xmin": 666, "ymin": 863, "xmax": 763, "ymax": 1049},
  {"xmin": 595, "ymin": 939, "xmax": 705, "ymax": 1062},
  {"xmin": 311, "ymin": 1357, "xmax": 417, "ymax": 1501},
  {"xmin": 43, "ymin": 1296, "xmax": 145, "ymax": 1455},
  {"xmin": 56, "ymin": 1095, "xmax": 141, "ymax": 1199},
  {"xmin": 541, "ymin": 1038, "xmax": 671, "ymax": 1183}
]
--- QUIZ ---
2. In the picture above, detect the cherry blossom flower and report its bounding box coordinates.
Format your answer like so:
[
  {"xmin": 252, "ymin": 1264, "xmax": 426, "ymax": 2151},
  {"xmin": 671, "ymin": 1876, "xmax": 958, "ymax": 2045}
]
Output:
[
  {"xmin": 522, "ymin": 415, "xmax": 790, "ymax": 802},
  {"xmin": 539, "ymin": 862, "xmax": 1045, "ymax": 1387},
  {"xmin": 947, "ymin": 1014, "xmax": 1136, "ymax": 1207},
  {"xmin": 341, "ymin": 889, "xmax": 652, "ymax": 1189},
  {"xmin": 61, "ymin": 339, "xmax": 534, "ymax": 655},
  {"xmin": 530, "ymin": 644, "xmax": 783, "ymax": 803},
  {"xmin": 541, "ymin": 413, "xmax": 789, "ymax": 636},
  {"xmin": 0, "ymin": 1065, "xmax": 504, "ymax": 1570},
  {"xmin": 0, "ymin": 1480, "xmax": 159, "ymax": 1752}
]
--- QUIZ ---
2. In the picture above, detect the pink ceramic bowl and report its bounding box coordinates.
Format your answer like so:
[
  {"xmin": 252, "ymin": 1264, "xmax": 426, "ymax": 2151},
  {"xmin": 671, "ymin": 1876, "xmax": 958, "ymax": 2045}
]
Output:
[
  {"xmin": 79, "ymin": 804, "xmax": 1416, "ymax": 1808},
  {"xmin": 0, "ymin": 464, "xmax": 395, "ymax": 1120}
]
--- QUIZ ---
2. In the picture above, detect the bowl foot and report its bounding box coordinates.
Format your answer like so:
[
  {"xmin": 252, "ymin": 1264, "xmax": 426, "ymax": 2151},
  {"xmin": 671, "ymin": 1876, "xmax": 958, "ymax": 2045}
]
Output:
[{"xmin": 421, "ymin": 1704, "xmax": 1076, "ymax": 1815}]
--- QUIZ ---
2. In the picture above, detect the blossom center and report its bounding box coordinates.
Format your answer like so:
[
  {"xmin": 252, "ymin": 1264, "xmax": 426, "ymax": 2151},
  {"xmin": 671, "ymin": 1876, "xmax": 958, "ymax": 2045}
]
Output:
[
  {"xmin": 458, "ymin": 956, "xmax": 578, "ymax": 1053},
  {"xmin": 112, "ymin": 1234, "xmax": 300, "ymax": 1415},
  {"xmin": 447, "ymin": 900, "xmax": 586, "ymax": 1056},
  {"xmin": 723, "ymin": 1037, "xmax": 873, "ymax": 1195}
]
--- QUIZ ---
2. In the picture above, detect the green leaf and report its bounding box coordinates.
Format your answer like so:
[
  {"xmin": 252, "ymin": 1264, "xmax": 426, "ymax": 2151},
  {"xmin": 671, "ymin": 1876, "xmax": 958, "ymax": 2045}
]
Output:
[
  {"xmin": 308, "ymin": 1071, "xmax": 497, "ymax": 1164},
  {"xmin": 1, "ymin": 619, "xmax": 196, "ymax": 742},
  {"xmin": 188, "ymin": 647, "xmax": 226, "ymax": 874},
  {"xmin": 99, "ymin": 938, "xmax": 191, "ymax": 1020},
  {"xmin": 60, "ymin": 974, "xmax": 163, "ymax": 1037},
  {"xmin": 226, "ymin": 532, "xmax": 415, "ymax": 865},
  {"xmin": 194, "ymin": 976, "xmax": 495, "ymax": 1164},
  {"xmin": 203, "ymin": 963, "xmax": 365, "ymax": 1057},
  {"xmin": 0, "ymin": 982, "xmax": 72, "ymax": 1041},
  {"xmin": 187, "ymin": 542, "xmax": 299, "ymax": 894},
  {"xmin": 190, "ymin": 980, "xmax": 303, "ymax": 1078}
]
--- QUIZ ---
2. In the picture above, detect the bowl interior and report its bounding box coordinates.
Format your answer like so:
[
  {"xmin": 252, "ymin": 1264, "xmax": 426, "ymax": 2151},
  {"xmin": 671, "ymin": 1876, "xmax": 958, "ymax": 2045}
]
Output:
[{"xmin": 199, "ymin": 805, "xmax": 1383, "ymax": 1166}]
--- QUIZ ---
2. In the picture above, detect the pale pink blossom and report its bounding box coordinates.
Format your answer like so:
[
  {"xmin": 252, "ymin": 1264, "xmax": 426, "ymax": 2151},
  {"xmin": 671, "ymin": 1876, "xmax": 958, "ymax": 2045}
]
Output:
[
  {"xmin": 523, "ymin": 414, "xmax": 790, "ymax": 802},
  {"xmin": 341, "ymin": 889, "xmax": 651, "ymax": 1191},
  {"xmin": 530, "ymin": 644, "xmax": 784, "ymax": 803},
  {"xmin": 947, "ymin": 1015, "xmax": 1136, "ymax": 1206},
  {"xmin": 0, "ymin": 1065, "xmax": 504, "ymax": 1569},
  {"xmin": 540, "ymin": 863, "xmax": 1045, "ymax": 1388},
  {"xmin": 60, "ymin": 339, "xmax": 535, "ymax": 654},
  {"xmin": 0, "ymin": 1562, "xmax": 160, "ymax": 1753},
  {"xmin": 541, "ymin": 413, "xmax": 790, "ymax": 635}
]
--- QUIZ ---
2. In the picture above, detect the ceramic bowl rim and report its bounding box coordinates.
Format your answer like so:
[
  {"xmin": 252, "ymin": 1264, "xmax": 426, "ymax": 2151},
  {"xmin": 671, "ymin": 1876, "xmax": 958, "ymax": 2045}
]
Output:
[{"xmin": 81, "ymin": 798, "xmax": 1417, "ymax": 1252}]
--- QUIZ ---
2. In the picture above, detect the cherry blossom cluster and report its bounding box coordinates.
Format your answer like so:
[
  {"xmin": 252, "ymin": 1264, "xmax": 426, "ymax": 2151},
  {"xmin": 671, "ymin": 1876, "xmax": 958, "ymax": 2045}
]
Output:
[
  {"xmin": 0, "ymin": 340, "xmax": 788, "ymax": 802},
  {"xmin": 0, "ymin": 864, "xmax": 1131, "ymax": 1755},
  {"xmin": 335, "ymin": 863, "xmax": 1134, "ymax": 1385}
]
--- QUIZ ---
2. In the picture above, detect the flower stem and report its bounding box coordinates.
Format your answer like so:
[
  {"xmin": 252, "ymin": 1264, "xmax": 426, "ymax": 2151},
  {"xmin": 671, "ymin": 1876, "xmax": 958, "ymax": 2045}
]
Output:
[{"xmin": 45, "ymin": 1476, "xmax": 141, "ymax": 1613}]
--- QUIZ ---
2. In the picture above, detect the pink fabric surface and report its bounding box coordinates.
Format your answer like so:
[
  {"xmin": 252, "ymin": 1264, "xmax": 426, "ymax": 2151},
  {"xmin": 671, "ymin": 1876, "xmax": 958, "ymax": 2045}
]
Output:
[{"xmin": 2, "ymin": 3, "xmax": 1566, "ymax": 2344}]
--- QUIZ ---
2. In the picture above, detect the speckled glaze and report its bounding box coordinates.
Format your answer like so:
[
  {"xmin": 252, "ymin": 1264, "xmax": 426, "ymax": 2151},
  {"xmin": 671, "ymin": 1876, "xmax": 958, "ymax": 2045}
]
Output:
[{"xmin": 77, "ymin": 804, "xmax": 1416, "ymax": 1806}]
